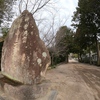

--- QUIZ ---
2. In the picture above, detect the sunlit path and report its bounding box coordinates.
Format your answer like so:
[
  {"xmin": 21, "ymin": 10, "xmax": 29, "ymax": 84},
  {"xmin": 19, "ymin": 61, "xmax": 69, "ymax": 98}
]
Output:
[{"xmin": 45, "ymin": 62, "xmax": 100, "ymax": 100}]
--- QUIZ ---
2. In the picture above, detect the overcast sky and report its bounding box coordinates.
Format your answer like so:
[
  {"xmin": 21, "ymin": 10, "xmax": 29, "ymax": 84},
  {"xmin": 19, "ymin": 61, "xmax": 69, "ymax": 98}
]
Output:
[
  {"xmin": 0, "ymin": 0, "xmax": 78, "ymax": 36},
  {"xmin": 12, "ymin": 0, "xmax": 78, "ymax": 28},
  {"xmin": 58, "ymin": 0, "xmax": 78, "ymax": 27},
  {"xmin": 1, "ymin": 0, "xmax": 78, "ymax": 32}
]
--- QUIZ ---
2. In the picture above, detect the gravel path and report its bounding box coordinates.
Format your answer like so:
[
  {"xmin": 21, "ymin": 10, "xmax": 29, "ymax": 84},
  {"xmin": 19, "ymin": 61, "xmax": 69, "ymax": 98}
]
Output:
[
  {"xmin": 0, "ymin": 60, "xmax": 100, "ymax": 100},
  {"xmin": 46, "ymin": 61, "xmax": 100, "ymax": 100}
]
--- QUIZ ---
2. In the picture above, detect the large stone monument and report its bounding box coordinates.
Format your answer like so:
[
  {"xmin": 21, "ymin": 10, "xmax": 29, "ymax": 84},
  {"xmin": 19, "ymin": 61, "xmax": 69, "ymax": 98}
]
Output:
[{"xmin": 1, "ymin": 10, "xmax": 51, "ymax": 84}]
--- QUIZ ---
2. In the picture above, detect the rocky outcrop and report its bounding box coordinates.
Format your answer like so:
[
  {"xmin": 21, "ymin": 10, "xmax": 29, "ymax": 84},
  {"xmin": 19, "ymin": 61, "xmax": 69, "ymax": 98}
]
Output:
[
  {"xmin": 1, "ymin": 10, "xmax": 51, "ymax": 84},
  {"xmin": 0, "ymin": 78, "xmax": 57, "ymax": 100},
  {"xmin": 0, "ymin": 73, "xmax": 57, "ymax": 100}
]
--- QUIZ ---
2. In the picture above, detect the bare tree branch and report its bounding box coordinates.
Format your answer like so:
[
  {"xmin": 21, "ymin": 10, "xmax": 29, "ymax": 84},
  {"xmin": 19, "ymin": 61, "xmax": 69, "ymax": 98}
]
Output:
[
  {"xmin": 30, "ymin": 0, "xmax": 39, "ymax": 13},
  {"xmin": 25, "ymin": 0, "xmax": 28, "ymax": 10},
  {"xmin": 19, "ymin": 0, "xmax": 23, "ymax": 14},
  {"xmin": 32, "ymin": 0, "xmax": 51, "ymax": 15}
]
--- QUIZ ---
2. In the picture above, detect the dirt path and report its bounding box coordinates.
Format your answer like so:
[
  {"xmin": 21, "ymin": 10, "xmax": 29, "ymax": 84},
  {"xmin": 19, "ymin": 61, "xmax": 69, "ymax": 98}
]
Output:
[
  {"xmin": 0, "ymin": 60, "xmax": 100, "ymax": 100},
  {"xmin": 45, "ymin": 61, "xmax": 100, "ymax": 100}
]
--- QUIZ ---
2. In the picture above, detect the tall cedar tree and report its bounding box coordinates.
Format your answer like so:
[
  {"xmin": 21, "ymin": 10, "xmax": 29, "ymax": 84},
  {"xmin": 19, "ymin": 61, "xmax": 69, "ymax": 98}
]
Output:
[
  {"xmin": 0, "ymin": 0, "xmax": 16, "ymax": 26},
  {"xmin": 72, "ymin": 0, "xmax": 100, "ymax": 65}
]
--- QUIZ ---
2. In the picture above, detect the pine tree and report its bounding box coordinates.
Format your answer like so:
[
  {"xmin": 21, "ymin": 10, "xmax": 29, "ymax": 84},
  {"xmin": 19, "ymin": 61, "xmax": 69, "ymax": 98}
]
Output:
[
  {"xmin": 0, "ymin": 0, "xmax": 16, "ymax": 26},
  {"xmin": 72, "ymin": 0, "xmax": 100, "ymax": 65}
]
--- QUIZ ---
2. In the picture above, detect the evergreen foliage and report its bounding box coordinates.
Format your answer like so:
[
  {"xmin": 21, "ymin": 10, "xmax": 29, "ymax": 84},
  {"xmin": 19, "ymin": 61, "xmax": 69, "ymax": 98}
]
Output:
[
  {"xmin": 0, "ymin": 0, "xmax": 16, "ymax": 26},
  {"xmin": 72, "ymin": 0, "xmax": 100, "ymax": 64}
]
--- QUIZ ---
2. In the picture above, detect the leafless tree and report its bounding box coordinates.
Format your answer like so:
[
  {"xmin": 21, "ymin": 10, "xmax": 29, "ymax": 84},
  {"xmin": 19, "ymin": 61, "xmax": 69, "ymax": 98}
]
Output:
[
  {"xmin": 15, "ymin": 0, "xmax": 69, "ymax": 48},
  {"xmin": 18, "ymin": 0, "xmax": 56, "ymax": 15},
  {"xmin": 41, "ymin": 13, "xmax": 69, "ymax": 47}
]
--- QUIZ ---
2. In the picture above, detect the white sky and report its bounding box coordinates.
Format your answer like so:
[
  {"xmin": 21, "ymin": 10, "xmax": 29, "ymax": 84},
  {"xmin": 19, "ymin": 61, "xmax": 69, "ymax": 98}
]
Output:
[
  {"xmin": 0, "ymin": 0, "xmax": 78, "ymax": 41},
  {"xmin": 58, "ymin": 0, "xmax": 78, "ymax": 27},
  {"xmin": 1, "ymin": 0, "xmax": 78, "ymax": 31},
  {"xmin": 12, "ymin": 0, "xmax": 78, "ymax": 27}
]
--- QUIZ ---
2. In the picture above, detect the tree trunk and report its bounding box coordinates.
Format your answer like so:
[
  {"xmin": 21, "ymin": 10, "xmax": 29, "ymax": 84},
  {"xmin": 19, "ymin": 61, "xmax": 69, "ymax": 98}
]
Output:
[
  {"xmin": 94, "ymin": 33, "xmax": 100, "ymax": 66},
  {"xmin": 66, "ymin": 54, "xmax": 69, "ymax": 63},
  {"xmin": 78, "ymin": 53, "xmax": 80, "ymax": 61},
  {"xmin": 89, "ymin": 47, "xmax": 92, "ymax": 64},
  {"xmin": 79, "ymin": 53, "xmax": 82, "ymax": 62},
  {"xmin": 97, "ymin": 41, "xmax": 100, "ymax": 66}
]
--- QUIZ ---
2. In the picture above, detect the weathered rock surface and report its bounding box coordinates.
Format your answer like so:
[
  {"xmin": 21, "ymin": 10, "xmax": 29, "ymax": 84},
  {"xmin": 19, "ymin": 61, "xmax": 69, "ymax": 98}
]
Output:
[
  {"xmin": 4, "ymin": 83, "xmax": 51, "ymax": 100},
  {"xmin": 1, "ymin": 10, "xmax": 51, "ymax": 84},
  {"xmin": 0, "ymin": 73, "xmax": 57, "ymax": 100}
]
